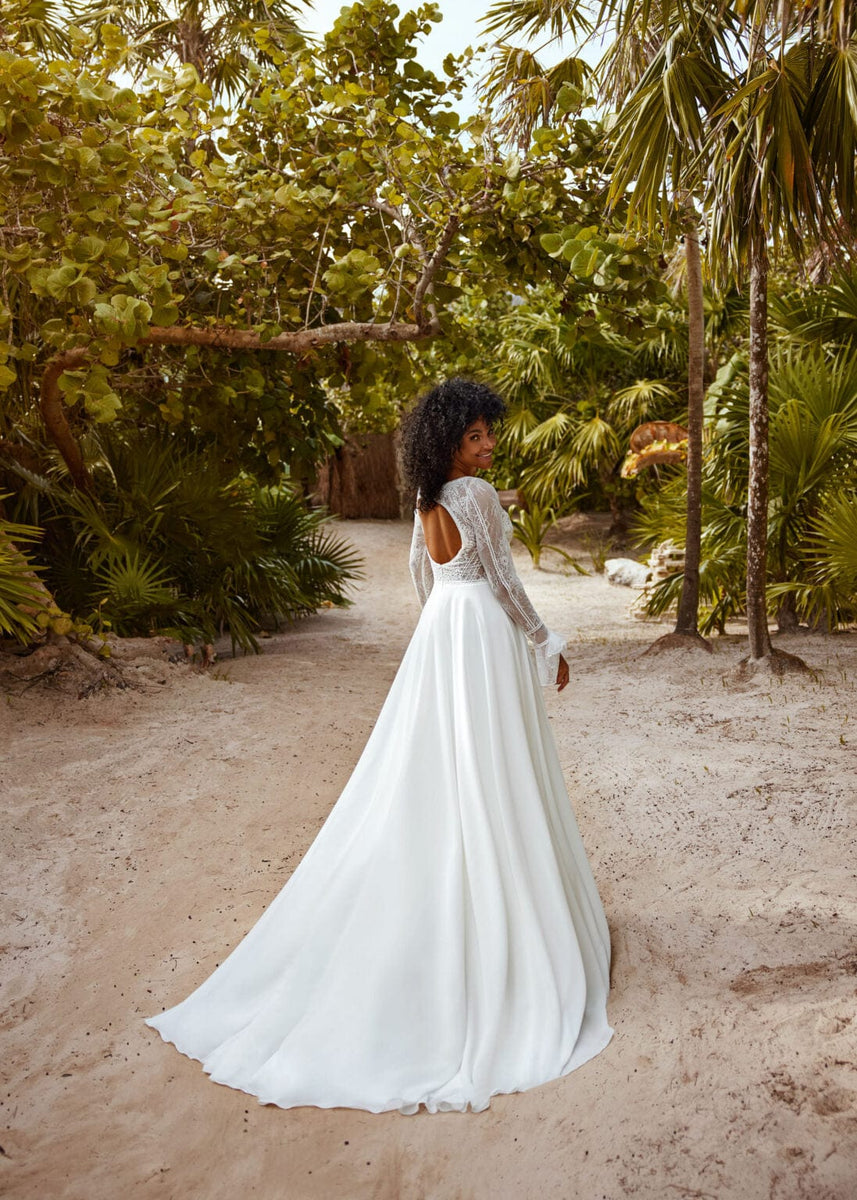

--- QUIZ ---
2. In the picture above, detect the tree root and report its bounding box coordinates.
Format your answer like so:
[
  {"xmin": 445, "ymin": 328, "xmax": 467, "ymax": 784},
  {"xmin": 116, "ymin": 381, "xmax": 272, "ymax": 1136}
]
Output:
[
  {"xmin": 0, "ymin": 634, "xmax": 185, "ymax": 698},
  {"xmin": 642, "ymin": 631, "xmax": 713, "ymax": 656},
  {"xmin": 727, "ymin": 647, "xmax": 814, "ymax": 683},
  {"xmin": 0, "ymin": 639, "xmax": 126, "ymax": 698}
]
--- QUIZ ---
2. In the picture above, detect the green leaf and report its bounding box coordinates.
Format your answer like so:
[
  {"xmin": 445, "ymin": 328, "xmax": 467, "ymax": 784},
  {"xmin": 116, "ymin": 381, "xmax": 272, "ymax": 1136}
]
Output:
[
  {"xmin": 71, "ymin": 235, "xmax": 106, "ymax": 262},
  {"xmin": 85, "ymin": 389, "xmax": 122, "ymax": 422},
  {"xmin": 539, "ymin": 233, "xmax": 564, "ymax": 255},
  {"xmin": 71, "ymin": 277, "xmax": 97, "ymax": 305},
  {"xmin": 45, "ymin": 265, "xmax": 79, "ymax": 300},
  {"xmin": 569, "ymin": 247, "xmax": 601, "ymax": 277},
  {"xmin": 555, "ymin": 82, "xmax": 582, "ymax": 114}
]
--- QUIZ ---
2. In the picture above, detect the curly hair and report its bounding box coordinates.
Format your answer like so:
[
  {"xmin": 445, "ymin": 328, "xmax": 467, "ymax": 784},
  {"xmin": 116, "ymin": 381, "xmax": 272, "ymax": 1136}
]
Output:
[{"xmin": 400, "ymin": 378, "xmax": 506, "ymax": 512}]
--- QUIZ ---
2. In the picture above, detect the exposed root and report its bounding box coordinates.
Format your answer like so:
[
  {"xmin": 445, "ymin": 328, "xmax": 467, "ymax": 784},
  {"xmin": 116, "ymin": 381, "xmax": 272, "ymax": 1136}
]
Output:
[
  {"xmin": 726, "ymin": 647, "xmax": 814, "ymax": 683},
  {"xmin": 1, "ymin": 639, "xmax": 126, "ymax": 698},
  {"xmin": 0, "ymin": 634, "xmax": 185, "ymax": 698},
  {"xmin": 642, "ymin": 631, "xmax": 713, "ymax": 656}
]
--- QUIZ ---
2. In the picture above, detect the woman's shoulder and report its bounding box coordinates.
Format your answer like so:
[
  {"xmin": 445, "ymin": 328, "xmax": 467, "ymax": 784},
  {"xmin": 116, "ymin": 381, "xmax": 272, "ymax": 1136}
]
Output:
[{"xmin": 443, "ymin": 475, "xmax": 497, "ymax": 500}]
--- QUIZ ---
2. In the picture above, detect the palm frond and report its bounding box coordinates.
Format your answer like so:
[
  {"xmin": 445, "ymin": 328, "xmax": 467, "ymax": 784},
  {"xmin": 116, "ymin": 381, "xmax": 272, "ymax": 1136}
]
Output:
[
  {"xmin": 808, "ymin": 490, "xmax": 857, "ymax": 588},
  {"xmin": 480, "ymin": 44, "xmax": 590, "ymax": 144},
  {"xmin": 481, "ymin": 0, "xmax": 591, "ymax": 42},
  {"xmin": 502, "ymin": 402, "xmax": 543, "ymax": 447},
  {"xmin": 521, "ymin": 409, "xmax": 576, "ymax": 452},
  {"xmin": 0, "ymin": 506, "xmax": 47, "ymax": 643},
  {"xmin": 569, "ymin": 414, "xmax": 621, "ymax": 464},
  {"xmin": 609, "ymin": 378, "xmax": 681, "ymax": 425},
  {"xmin": 4, "ymin": 0, "xmax": 71, "ymax": 54},
  {"xmin": 805, "ymin": 39, "xmax": 857, "ymax": 231},
  {"xmin": 707, "ymin": 45, "xmax": 821, "ymax": 277},
  {"xmin": 607, "ymin": 26, "xmax": 729, "ymax": 227}
]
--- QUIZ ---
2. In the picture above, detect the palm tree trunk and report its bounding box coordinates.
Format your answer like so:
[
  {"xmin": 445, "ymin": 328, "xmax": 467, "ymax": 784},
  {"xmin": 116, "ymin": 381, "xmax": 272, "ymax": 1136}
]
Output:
[
  {"xmin": 675, "ymin": 221, "xmax": 705, "ymax": 636},
  {"xmin": 746, "ymin": 229, "xmax": 772, "ymax": 659}
]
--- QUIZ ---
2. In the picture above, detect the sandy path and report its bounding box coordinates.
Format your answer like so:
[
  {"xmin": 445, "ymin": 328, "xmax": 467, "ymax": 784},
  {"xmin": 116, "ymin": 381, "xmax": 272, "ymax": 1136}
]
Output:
[{"xmin": 2, "ymin": 518, "xmax": 856, "ymax": 1200}]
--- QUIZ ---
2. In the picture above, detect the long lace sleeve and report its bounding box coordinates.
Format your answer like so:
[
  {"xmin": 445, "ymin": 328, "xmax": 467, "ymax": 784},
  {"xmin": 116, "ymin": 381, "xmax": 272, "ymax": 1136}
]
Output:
[
  {"xmin": 464, "ymin": 478, "xmax": 566, "ymax": 686},
  {"xmin": 409, "ymin": 513, "xmax": 433, "ymax": 606}
]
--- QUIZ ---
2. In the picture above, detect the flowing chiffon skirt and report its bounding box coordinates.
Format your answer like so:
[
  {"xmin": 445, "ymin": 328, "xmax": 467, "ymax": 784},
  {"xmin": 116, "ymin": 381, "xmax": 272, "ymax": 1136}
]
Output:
[{"xmin": 146, "ymin": 579, "xmax": 613, "ymax": 1113}]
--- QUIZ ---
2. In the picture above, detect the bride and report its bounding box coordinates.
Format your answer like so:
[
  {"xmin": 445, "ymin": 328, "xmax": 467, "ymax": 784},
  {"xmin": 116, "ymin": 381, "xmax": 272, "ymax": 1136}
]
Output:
[{"xmin": 146, "ymin": 377, "xmax": 613, "ymax": 1114}]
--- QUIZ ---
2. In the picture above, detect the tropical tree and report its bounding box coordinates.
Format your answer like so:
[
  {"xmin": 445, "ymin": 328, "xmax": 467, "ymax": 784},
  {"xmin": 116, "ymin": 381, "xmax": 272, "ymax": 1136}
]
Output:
[
  {"xmin": 71, "ymin": 0, "xmax": 307, "ymax": 96},
  {"xmin": 675, "ymin": 219, "xmax": 706, "ymax": 639},
  {"xmin": 462, "ymin": 112, "xmax": 691, "ymax": 521},
  {"xmin": 483, "ymin": 2, "xmax": 726, "ymax": 647},
  {"xmin": 485, "ymin": 0, "xmax": 857, "ymax": 671},
  {"xmin": 638, "ymin": 341, "xmax": 857, "ymax": 634},
  {"xmin": 0, "ymin": 0, "xmax": 578, "ymax": 496},
  {"xmin": 490, "ymin": 278, "xmax": 686, "ymax": 521},
  {"xmin": 602, "ymin": 0, "xmax": 857, "ymax": 667}
]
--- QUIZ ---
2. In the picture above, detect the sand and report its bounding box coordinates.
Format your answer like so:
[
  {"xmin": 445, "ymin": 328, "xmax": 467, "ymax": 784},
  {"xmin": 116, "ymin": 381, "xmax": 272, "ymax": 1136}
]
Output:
[{"xmin": 2, "ymin": 517, "xmax": 856, "ymax": 1200}]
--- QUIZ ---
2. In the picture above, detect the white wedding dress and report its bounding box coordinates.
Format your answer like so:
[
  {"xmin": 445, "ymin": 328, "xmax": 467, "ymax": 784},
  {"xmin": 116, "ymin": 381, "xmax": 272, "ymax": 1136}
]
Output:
[{"xmin": 146, "ymin": 475, "xmax": 613, "ymax": 1113}]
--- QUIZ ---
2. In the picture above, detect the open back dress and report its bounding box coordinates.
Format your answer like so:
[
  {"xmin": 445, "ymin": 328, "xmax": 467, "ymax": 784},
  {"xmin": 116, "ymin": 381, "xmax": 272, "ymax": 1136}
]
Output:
[{"xmin": 146, "ymin": 474, "xmax": 613, "ymax": 1113}]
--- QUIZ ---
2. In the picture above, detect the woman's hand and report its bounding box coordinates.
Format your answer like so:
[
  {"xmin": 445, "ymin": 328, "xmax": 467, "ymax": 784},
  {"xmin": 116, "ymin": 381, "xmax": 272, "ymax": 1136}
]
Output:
[{"xmin": 556, "ymin": 654, "xmax": 569, "ymax": 692}]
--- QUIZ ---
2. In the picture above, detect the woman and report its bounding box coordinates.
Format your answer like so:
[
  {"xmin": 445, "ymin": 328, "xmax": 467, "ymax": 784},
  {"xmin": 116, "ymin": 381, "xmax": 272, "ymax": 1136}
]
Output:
[{"xmin": 147, "ymin": 377, "xmax": 613, "ymax": 1114}]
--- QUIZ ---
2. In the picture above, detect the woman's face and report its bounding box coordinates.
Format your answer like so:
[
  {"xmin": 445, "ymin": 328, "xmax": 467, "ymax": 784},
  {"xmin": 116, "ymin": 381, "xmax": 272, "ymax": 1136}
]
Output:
[{"xmin": 452, "ymin": 417, "xmax": 496, "ymax": 476}]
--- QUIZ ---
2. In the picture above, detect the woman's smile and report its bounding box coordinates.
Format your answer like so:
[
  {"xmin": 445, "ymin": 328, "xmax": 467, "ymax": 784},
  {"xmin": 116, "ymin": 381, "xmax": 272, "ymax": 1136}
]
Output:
[{"xmin": 449, "ymin": 417, "xmax": 497, "ymax": 478}]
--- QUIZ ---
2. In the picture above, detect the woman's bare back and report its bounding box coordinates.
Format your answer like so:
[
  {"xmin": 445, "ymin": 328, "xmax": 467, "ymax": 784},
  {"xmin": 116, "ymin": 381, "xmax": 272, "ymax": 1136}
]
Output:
[{"xmin": 419, "ymin": 504, "xmax": 462, "ymax": 564}]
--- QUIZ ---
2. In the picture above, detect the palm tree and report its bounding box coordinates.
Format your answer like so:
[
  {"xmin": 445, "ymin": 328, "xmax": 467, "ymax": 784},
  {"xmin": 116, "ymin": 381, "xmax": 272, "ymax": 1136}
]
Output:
[
  {"xmin": 71, "ymin": 0, "xmax": 306, "ymax": 95},
  {"xmin": 482, "ymin": 1, "xmax": 729, "ymax": 649},
  {"xmin": 0, "ymin": 0, "xmax": 70, "ymax": 54},
  {"xmin": 485, "ymin": 0, "xmax": 857, "ymax": 671},
  {"xmin": 671, "ymin": 216, "xmax": 705, "ymax": 640},
  {"xmin": 700, "ymin": 1, "xmax": 857, "ymax": 666},
  {"xmin": 639, "ymin": 341, "xmax": 857, "ymax": 633}
]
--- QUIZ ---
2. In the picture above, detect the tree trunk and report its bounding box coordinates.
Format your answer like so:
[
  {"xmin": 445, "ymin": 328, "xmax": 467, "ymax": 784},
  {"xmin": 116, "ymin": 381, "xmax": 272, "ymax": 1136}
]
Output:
[
  {"xmin": 776, "ymin": 592, "xmax": 800, "ymax": 633},
  {"xmin": 746, "ymin": 231, "xmax": 772, "ymax": 660},
  {"xmin": 313, "ymin": 433, "xmax": 401, "ymax": 519},
  {"xmin": 674, "ymin": 221, "xmax": 705, "ymax": 636},
  {"xmin": 39, "ymin": 348, "xmax": 92, "ymax": 492}
]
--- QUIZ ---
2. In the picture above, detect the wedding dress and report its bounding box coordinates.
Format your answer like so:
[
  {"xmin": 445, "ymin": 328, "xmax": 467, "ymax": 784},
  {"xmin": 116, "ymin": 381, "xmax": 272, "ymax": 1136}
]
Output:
[{"xmin": 146, "ymin": 474, "xmax": 613, "ymax": 1113}]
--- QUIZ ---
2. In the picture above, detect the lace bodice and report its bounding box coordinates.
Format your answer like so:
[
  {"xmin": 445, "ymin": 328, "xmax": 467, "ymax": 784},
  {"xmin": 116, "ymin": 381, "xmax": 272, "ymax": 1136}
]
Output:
[{"xmin": 409, "ymin": 475, "xmax": 566, "ymax": 686}]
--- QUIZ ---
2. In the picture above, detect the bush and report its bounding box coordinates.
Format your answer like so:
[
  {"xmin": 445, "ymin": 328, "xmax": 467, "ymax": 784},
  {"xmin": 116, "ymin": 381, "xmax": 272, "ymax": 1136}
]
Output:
[{"xmin": 28, "ymin": 431, "xmax": 363, "ymax": 652}]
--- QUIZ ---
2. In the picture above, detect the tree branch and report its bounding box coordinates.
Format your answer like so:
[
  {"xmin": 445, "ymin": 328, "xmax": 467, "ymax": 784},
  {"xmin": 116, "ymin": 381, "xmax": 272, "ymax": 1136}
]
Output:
[
  {"xmin": 39, "ymin": 348, "xmax": 92, "ymax": 492},
  {"xmin": 413, "ymin": 214, "xmax": 460, "ymax": 327},
  {"xmin": 38, "ymin": 317, "xmax": 443, "ymax": 488},
  {"xmin": 304, "ymin": 215, "xmax": 332, "ymax": 328},
  {"xmin": 371, "ymin": 196, "xmax": 426, "ymax": 263},
  {"xmin": 142, "ymin": 317, "xmax": 441, "ymax": 352}
]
